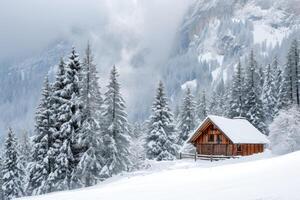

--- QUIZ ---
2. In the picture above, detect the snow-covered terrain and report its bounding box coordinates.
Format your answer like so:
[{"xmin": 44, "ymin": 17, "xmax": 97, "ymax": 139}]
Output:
[{"xmin": 19, "ymin": 151, "xmax": 300, "ymax": 200}]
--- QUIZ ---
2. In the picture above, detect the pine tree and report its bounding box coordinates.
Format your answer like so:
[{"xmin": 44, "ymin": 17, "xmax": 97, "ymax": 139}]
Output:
[
  {"xmin": 54, "ymin": 139, "xmax": 73, "ymax": 191},
  {"xmin": 208, "ymin": 91, "xmax": 218, "ymax": 114},
  {"xmin": 102, "ymin": 66, "xmax": 131, "ymax": 175},
  {"xmin": 52, "ymin": 48, "xmax": 83, "ymax": 190},
  {"xmin": 223, "ymin": 83, "xmax": 232, "ymax": 118},
  {"xmin": 196, "ymin": 90, "xmax": 207, "ymax": 122},
  {"xmin": 17, "ymin": 130, "xmax": 32, "ymax": 195},
  {"xmin": 80, "ymin": 43, "xmax": 104, "ymax": 123},
  {"xmin": 285, "ymin": 39, "xmax": 300, "ymax": 105},
  {"xmin": 244, "ymin": 51, "xmax": 267, "ymax": 134},
  {"xmin": 73, "ymin": 117, "xmax": 103, "ymax": 187},
  {"xmin": 294, "ymin": 40, "xmax": 300, "ymax": 106},
  {"xmin": 228, "ymin": 61, "xmax": 245, "ymax": 118},
  {"xmin": 209, "ymin": 78, "xmax": 226, "ymax": 116},
  {"xmin": 75, "ymin": 143, "xmax": 101, "ymax": 187},
  {"xmin": 286, "ymin": 51, "xmax": 294, "ymax": 104},
  {"xmin": 46, "ymin": 58, "xmax": 68, "ymax": 191},
  {"xmin": 173, "ymin": 105, "xmax": 181, "ymax": 123},
  {"xmin": 129, "ymin": 122, "xmax": 145, "ymax": 170},
  {"xmin": 262, "ymin": 64, "xmax": 277, "ymax": 123},
  {"xmin": 280, "ymin": 68, "xmax": 292, "ymax": 110},
  {"xmin": 73, "ymin": 43, "xmax": 104, "ymax": 187},
  {"xmin": 145, "ymin": 81, "xmax": 178, "ymax": 161},
  {"xmin": 27, "ymin": 76, "xmax": 56, "ymax": 195},
  {"xmin": 178, "ymin": 88, "xmax": 196, "ymax": 145},
  {"xmin": 2, "ymin": 128, "xmax": 24, "ymax": 200},
  {"xmin": 18, "ymin": 131, "xmax": 32, "ymax": 168},
  {"xmin": 215, "ymin": 79, "xmax": 227, "ymax": 116},
  {"xmin": 272, "ymin": 57, "xmax": 285, "ymax": 113}
]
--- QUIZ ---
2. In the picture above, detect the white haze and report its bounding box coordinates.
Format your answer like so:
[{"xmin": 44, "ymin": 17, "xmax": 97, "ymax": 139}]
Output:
[{"xmin": 0, "ymin": 0, "xmax": 193, "ymax": 121}]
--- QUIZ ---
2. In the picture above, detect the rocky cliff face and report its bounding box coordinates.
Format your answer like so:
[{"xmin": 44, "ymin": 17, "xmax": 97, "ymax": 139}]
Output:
[{"xmin": 163, "ymin": 0, "xmax": 300, "ymax": 98}]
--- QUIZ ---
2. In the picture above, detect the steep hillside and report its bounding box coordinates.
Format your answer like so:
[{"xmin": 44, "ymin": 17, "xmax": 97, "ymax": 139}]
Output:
[
  {"xmin": 19, "ymin": 151, "xmax": 300, "ymax": 200},
  {"xmin": 164, "ymin": 0, "xmax": 300, "ymax": 99},
  {"xmin": 0, "ymin": 41, "xmax": 70, "ymax": 136}
]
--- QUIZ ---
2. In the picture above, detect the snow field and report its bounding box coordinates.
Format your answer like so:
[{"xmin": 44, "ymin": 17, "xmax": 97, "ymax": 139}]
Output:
[{"xmin": 20, "ymin": 150, "xmax": 300, "ymax": 200}]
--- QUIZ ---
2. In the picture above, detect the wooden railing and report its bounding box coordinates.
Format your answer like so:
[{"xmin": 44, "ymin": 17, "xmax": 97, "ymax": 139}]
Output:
[{"xmin": 179, "ymin": 152, "xmax": 239, "ymax": 162}]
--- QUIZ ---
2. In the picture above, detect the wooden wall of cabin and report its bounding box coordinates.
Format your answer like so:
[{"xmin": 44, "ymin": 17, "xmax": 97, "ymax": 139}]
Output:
[
  {"xmin": 234, "ymin": 144, "xmax": 264, "ymax": 156},
  {"xmin": 195, "ymin": 124, "xmax": 231, "ymax": 145},
  {"xmin": 196, "ymin": 143, "xmax": 264, "ymax": 156},
  {"xmin": 196, "ymin": 144, "xmax": 234, "ymax": 156}
]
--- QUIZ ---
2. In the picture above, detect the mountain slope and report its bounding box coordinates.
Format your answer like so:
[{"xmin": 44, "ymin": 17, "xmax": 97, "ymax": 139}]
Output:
[
  {"xmin": 1, "ymin": 0, "xmax": 300, "ymax": 132},
  {"xmin": 20, "ymin": 151, "xmax": 300, "ymax": 200},
  {"xmin": 0, "ymin": 41, "xmax": 70, "ymax": 136},
  {"xmin": 163, "ymin": 0, "xmax": 300, "ymax": 99}
]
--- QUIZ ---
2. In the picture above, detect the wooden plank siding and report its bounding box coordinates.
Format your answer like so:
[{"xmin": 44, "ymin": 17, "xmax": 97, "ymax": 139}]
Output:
[{"xmin": 192, "ymin": 121, "xmax": 265, "ymax": 156}]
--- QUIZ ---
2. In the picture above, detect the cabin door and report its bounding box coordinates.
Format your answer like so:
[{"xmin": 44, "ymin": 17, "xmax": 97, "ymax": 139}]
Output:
[{"xmin": 236, "ymin": 144, "xmax": 242, "ymax": 156}]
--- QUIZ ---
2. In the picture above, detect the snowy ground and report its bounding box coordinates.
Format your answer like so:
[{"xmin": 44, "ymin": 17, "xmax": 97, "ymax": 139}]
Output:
[{"xmin": 20, "ymin": 150, "xmax": 300, "ymax": 200}]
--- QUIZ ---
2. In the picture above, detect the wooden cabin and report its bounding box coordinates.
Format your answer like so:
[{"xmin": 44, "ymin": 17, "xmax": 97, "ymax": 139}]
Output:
[{"xmin": 188, "ymin": 115, "xmax": 269, "ymax": 156}]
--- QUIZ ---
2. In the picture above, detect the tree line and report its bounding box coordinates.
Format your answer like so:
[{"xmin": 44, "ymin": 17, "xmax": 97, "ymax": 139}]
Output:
[{"xmin": 177, "ymin": 39, "xmax": 300, "ymax": 139}]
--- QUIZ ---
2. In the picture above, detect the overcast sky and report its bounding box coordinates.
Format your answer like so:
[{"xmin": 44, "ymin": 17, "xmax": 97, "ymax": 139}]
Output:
[
  {"xmin": 0, "ymin": 0, "xmax": 193, "ymax": 119},
  {"xmin": 0, "ymin": 0, "xmax": 192, "ymax": 61}
]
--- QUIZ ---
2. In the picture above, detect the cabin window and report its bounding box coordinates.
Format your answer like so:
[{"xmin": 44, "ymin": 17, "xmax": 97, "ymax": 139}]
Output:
[
  {"xmin": 216, "ymin": 135, "xmax": 222, "ymax": 144},
  {"xmin": 208, "ymin": 134, "xmax": 214, "ymax": 142},
  {"xmin": 237, "ymin": 144, "xmax": 242, "ymax": 152}
]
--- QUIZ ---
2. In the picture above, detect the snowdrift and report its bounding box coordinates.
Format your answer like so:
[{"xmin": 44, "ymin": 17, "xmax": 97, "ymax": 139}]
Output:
[{"xmin": 20, "ymin": 151, "xmax": 300, "ymax": 200}]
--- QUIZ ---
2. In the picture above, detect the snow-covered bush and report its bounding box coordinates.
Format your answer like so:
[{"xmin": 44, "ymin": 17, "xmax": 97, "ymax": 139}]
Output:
[
  {"xmin": 268, "ymin": 106, "xmax": 300, "ymax": 155},
  {"xmin": 179, "ymin": 142, "xmax": 196, "ymax": 154}
]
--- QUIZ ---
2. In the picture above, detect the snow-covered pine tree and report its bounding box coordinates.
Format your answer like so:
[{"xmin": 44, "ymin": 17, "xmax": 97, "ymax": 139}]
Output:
[
  {"xmin": 196, "ymin": 90, "xmax": 207, "ymax": 122},
  {"xmin": 46, "ymin": 58, "xmax": 68, "ymax": 191},
  {"xmin": 277, "ymin": 62, "xmax": 293, "ymax": 112},
  {"xmin": 177, "ymin": 87, "xmax": 196, "ymax": 145},
  {"xmin": 80, "ymin": 42, "xmax": 103, "ymax": 124},
  {"xmin": 73, "ymin": 43, "xmax": 104, "ymax": 187},
  {"xmin": 102, "ymin": 66, "xmax": 131, "ymax": 175},
  {"xmin": 74, "ymin": 117, "xmax": 103, "ymax": 187},
  {"xmin": 27, "ymin": 76, "xmax": 56, "ymax": 195},
  {"xmin": 17, "ymin": 130, "xmax": 32, "ymax": 195},
  {"xmin": 18, "ymin": 131, "xmax": 32, "ymax": 168},
  {"xmin": 228, "ymin": 61, "xmax": 245, "ymax": 118},
  {"xmin": 286, "ymin": 39, "xmax": 300, "ymax": 105},
  {"xmin": 173, "ymin": 105, "xmax": 181, "ymax": 123},
  {"xmin": 52, "ymin": 48, "xmax": 83, "ymax": 190},
  {"xmin": 129, "ymin": 122, "xmax": 146, "ymax": 170},
  {"xmin": 244, "ymin": 51, "xmax": 267, "ymax": 134},
  {"xmin": 262, "ymin": 64, "xmax": 277, "ymax": 124},
  {"xmin": 257, "ymin": 65, "xmax": 265, "ymax": 95},
  {"xmin": 293, "ymin": 40, "xmax": 300, "ymax": 106},
  {"xmin": 272, "ymin": 57, "xmax": 285, "ymax": 113},
  {"xmin": 211, "ymin": 78, "xmax": 226, "ymax": 116},
  {"xmin": 145, "ymin": 81, "xmax": 178, "ymax": 161},
  {"xmin": 2, "ymin": 128, "xmax": 24, "ymax": 199},
  {"xmin": 222, "ymin": 82, "xmax": 232, "ymax": 118},
  {"xmin": 208, "ymin": 91, "xmax": 218, "ymax": 115},
  {"xmin": 285, "ymin": 50, "xmax": 294, "ymax": 105}
]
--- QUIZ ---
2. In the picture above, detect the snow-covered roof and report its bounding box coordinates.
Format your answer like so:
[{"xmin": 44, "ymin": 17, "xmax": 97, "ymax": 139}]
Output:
[{"xmin": 189, "ymin": 115, "xmax": 269, "ymax": 144}]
